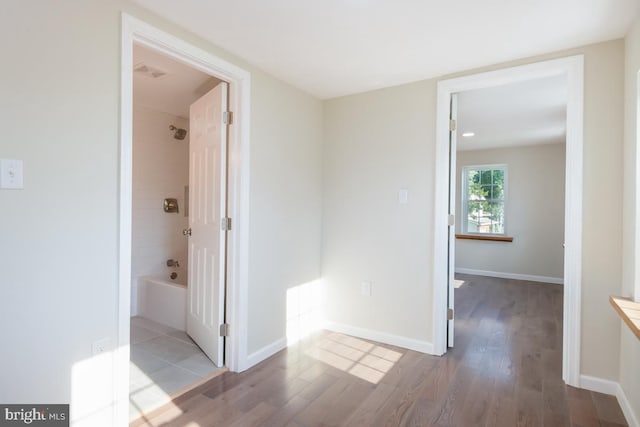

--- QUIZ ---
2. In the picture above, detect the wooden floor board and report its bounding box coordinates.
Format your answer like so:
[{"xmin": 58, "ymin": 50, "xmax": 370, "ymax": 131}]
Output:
[{"xmin": 131, "ymin": 275, "xmax": 628, "ymax": 427}]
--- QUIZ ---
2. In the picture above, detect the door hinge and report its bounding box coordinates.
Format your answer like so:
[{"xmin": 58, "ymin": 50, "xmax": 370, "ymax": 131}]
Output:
[
  {"xmin": 447, "ymin": 308, "xmax": 454, "ymax": 320},
  {"xmin": 448, "ymin": 214, "xmax": 455, "ymax": 227},
  {"xmin": 223, "ymin": 111, "xmax": 233, "ymax": 125},
  {"xmin": 219, "ymin": 323, "xmax": 230, "ymax": 337},
  {"xmin": 449, "ymin": 119, "xmax": 456, "ymax": 132},
  {"xmin": 221, "ymin": 217, "xmax": 232, "ymax": 231}
]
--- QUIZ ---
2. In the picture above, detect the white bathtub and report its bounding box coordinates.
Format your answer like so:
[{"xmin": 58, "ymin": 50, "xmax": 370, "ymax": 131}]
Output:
[{"xmin": 136, "ymin": 275, "xmax": 187, "ymax": 331}]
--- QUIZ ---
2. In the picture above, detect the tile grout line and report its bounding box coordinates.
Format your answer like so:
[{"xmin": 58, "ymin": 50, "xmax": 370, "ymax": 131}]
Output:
[{"xmin": 131, "ymin": 319, "xmax": 220, "ymax": 383}]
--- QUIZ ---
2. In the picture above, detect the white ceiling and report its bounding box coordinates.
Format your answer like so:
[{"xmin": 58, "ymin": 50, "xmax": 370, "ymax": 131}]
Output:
[
  {"xmin": 131, "ymin": 0, "xmax": 638, "ymax": 99},
  {"xmin": 133, "ymin": 44, "xmax": 222, "ymax": 118},
  {"xmin": 456, "ymin": 75, "xmax": 568, "ymax": 151}
]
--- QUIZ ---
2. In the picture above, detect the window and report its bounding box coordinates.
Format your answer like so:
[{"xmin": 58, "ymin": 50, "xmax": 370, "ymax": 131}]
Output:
[{"xmin": 461, "ymin": 165, "xmax": 507, "ymax": 235}]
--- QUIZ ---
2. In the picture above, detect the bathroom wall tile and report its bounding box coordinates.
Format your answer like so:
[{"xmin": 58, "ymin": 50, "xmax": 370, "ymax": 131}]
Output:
[{"xmin": 132, "ymin": 107, "xmax": 189, "ymax": 291}]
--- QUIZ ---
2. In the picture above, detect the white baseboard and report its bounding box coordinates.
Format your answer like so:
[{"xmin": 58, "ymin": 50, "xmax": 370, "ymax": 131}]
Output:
[
  {"xmin": 579, "ymin": 374, "xmax": 619, "ymax": 395},
  {"xmin": 244, "ymin": 336, "xmax": 287, "ymax": 370},
  {"xmin": 617, "ymin": 383, "xmax": 640, "ymax": 427},
  {"xmin": 618, "ymin": 386, "xmax": 640, "ymax": 427},
  {"xmin": 324, "ymin": 321, "xmax": 434, "ymax": 355},
  {"xmin": 455, "ymin": 268, "xmax": 563, "ymax": 285},
  {"xmin": 580, "ymin": 375, "xmax": 639, "ymax": 427}
]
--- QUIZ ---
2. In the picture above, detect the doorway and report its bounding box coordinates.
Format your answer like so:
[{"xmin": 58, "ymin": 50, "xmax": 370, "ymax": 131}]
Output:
[
  {"xmin": 118, "ymin": 14, "xmax": 252, "ymax": 427},
  {"xmin": 128, "ymin": 43, "xmax": 229, "ymax": 420},
  {"xmin": 433, "ymin": 55, "xmax": 584, "ymax": 387}
]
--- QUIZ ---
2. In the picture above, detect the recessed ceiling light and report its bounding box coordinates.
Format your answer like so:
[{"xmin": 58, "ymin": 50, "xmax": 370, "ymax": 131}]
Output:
[{"xmin": 462, "ymin": 132, "xmax": 475, "ymax": 137}]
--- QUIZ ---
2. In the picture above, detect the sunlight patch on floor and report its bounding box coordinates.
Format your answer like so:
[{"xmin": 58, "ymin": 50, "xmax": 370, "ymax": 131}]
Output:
[
  {"xmin": 305, "ymin": 333, "xmax": 402, "ymax": 384},
  {"xmin": 129, "ymin": 363, "xmax": 174, "ymax": 421},
  {"xmin": 454, "ymin": 279, "xmax": 467, "ymax": 288}
]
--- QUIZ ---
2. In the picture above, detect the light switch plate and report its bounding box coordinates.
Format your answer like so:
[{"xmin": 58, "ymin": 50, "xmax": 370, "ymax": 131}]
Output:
[
  {"xmin": 399, "ymin": 188, "xmax": 408, "ymax": 204},
  {"xmin": 361, "ymin": 281, "xmax": 372, "ymax": 297},
  {"xmin": 0, "ymin": 159, "xmax": 24, "ymax": 189}
]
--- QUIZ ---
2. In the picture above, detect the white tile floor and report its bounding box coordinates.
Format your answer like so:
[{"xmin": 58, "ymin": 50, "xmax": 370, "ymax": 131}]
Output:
[{"xmin": 129, "ymin": 316, "xmax": 223, "ymax": 421}]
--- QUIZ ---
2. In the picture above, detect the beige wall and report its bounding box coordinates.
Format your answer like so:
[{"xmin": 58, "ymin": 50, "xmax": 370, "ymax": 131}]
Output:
[
  {"xmin": 323, "ymin": 80, "xmax": 436, "ymax": 344},
  {"xmin": 323, "ymin": 39, "xmax": 624, "ymax": 381},
  {"xmin": 0, "ymin": 1, "xmax": 323, "ymax": 418},
  {"xmin": 455, "ymin": 144, "xmax": 565, "ymax": 280},
  {"xmin": 0, "ymin": 0, "xmax": 635, "ymax": 423},
  {"xmin": 247, "ymin": 70, "xmax": 323, "ymax": 353},
  {"xmin": 621, "ymin": 14, "xmax": 640, "ymax": 424}
]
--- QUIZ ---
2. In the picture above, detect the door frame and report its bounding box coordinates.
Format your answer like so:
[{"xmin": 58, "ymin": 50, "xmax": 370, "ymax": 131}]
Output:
[
  {"xmin": 116, "ymin": 13, "xmax": 251, "ymax": 425},
  {"xmin": 432, "ymin": 55, "xmax": 584, "ymax": 387}
]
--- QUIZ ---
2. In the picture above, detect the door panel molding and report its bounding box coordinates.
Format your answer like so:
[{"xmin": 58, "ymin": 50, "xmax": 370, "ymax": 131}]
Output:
[{"xmin": 187, "ymin": 83, "xmax": 228, "ymax": 366}]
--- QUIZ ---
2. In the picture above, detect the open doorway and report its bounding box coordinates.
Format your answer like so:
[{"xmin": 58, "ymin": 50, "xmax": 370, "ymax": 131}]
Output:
[
  {"xmin": 444, "ymin": 78, "xmax": 569, "ymax": 387},
  {"xmin": 453, "ymin": 77, "xmax": 567, "ymax": 282},
  {"xmin": 433, "ymin": 56, "xmax": 584, "ymax": 387},
  {"xmin": 118, "ymin": 14, "xmax": 252, "ymax": 426},
  {"xmin": 128, "ymin": 44, "xmax": 228, "ymax": 420}
]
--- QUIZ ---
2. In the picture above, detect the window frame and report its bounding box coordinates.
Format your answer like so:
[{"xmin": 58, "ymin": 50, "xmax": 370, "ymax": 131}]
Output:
[{"xmin": 460, "ymin": 164, "xmax": 508, "ymax": 236}]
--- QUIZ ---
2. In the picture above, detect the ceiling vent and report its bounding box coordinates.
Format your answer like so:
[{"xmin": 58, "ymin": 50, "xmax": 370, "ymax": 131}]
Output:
[{"xmin": 133, "ymin": 63, "xmax": 168, "ymax": 79}]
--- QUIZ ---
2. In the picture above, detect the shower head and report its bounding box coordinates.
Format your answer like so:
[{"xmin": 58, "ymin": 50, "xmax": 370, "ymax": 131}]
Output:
[{"xmin": 169, "ymin": 125, "xmax": 187, "ymax": 140}]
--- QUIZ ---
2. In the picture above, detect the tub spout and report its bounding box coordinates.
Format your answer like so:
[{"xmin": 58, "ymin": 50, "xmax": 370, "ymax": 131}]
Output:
[{"xmin": 166, "ymin": 259, "xmax": 180, "ymax": 268}]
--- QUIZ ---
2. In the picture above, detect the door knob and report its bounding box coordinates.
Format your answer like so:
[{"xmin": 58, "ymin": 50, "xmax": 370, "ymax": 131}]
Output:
[{"xmin": 183, "ymin": 228, "xmax": 192, "ymax": 237}]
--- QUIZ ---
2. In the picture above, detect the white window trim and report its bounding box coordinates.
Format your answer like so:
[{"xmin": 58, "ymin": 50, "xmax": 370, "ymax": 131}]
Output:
[{"xmin": 461, "ymin": 164, "xmax": 508, "ymax": 236}]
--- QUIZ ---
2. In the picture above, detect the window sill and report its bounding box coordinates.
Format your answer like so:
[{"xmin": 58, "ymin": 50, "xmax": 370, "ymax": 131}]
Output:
[
  {"xmin": 455, "ymin": 234, "xmax": 513, "ymax": 242},
  {"xmin": 610, "ymin": 296, "xmax": 640, "ymax": 340}
]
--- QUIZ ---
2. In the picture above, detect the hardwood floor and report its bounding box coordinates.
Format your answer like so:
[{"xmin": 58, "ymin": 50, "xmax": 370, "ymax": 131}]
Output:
[{"xmin": 131, "ymin": 275, "xmax": 628, "ymax": 427}]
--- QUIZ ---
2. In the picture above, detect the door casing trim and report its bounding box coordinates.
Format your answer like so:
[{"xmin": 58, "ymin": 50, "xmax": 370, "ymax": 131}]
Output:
[
  {"xmin": 117, "ymin": 13, "xmax": 251, "ymax": 425},
  {"xmin": 432, "ymin": 55, "xmax": 584, "ymax": 388}
]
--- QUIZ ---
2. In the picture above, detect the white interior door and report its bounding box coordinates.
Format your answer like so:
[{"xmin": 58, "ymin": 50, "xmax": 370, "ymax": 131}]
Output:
[
  {"xmin": 186, "ymin": 82, "xmax": 228, "ymax": 367},
  {"xmin": 447, "ymin": 94, "xmax": 458, "ymax": 348}
]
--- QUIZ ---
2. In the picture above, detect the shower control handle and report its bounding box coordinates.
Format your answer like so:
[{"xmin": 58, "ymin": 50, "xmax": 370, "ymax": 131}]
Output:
[{"xmin": 182, "ymin": 228, "xmax": 192, "ymax": 237}]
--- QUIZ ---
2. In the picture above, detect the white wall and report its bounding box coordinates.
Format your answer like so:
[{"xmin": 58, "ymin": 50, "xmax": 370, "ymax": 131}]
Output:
[
  {"xmin": 323, "ymin": 39, "xmax": 624, "ymax": 382},
  {"xmin": 455, "ymin": 144, "xmax": 565, "ymax": 281},
  {"xmin": 131, "ymin": 106, "xmax": 189, "ymax": 314},
  {"xmin": 0, "ymin": 1, "xmax": 323, "ymax": 424},
  {"xmin": 620, "ymin": 13, "xmax": 640, "ymax": 425}
]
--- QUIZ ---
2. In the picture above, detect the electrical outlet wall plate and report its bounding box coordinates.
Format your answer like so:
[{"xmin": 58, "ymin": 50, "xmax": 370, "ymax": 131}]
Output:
[
  {"xmin": 361, "ymin": 281, "xmax": 372, "ymax": 297},
  {"xmin": 92, "ymin": 337, "xmax": 111, "ymax": 355}
]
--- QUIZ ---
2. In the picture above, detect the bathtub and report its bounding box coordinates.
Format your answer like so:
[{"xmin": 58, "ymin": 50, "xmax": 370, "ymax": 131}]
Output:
[{"xmin": 136, "ymin": 275, "xmax": 187, "ymax": 331}]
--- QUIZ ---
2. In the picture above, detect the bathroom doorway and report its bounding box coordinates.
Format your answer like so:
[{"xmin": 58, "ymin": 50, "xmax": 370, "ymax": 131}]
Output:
[
  {"xmin": 119, "ymin": 15, "xmax": 251, "ymax": 426},
  {"xmin": 128, "ymin": 43, "xmax": 228, "ymax": 421}
]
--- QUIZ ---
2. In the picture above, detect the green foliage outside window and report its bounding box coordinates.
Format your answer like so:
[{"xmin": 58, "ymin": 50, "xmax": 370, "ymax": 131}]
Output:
[{"xmin": 464, "ymin": 167, "xmax": 505, "ymax": 234}]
